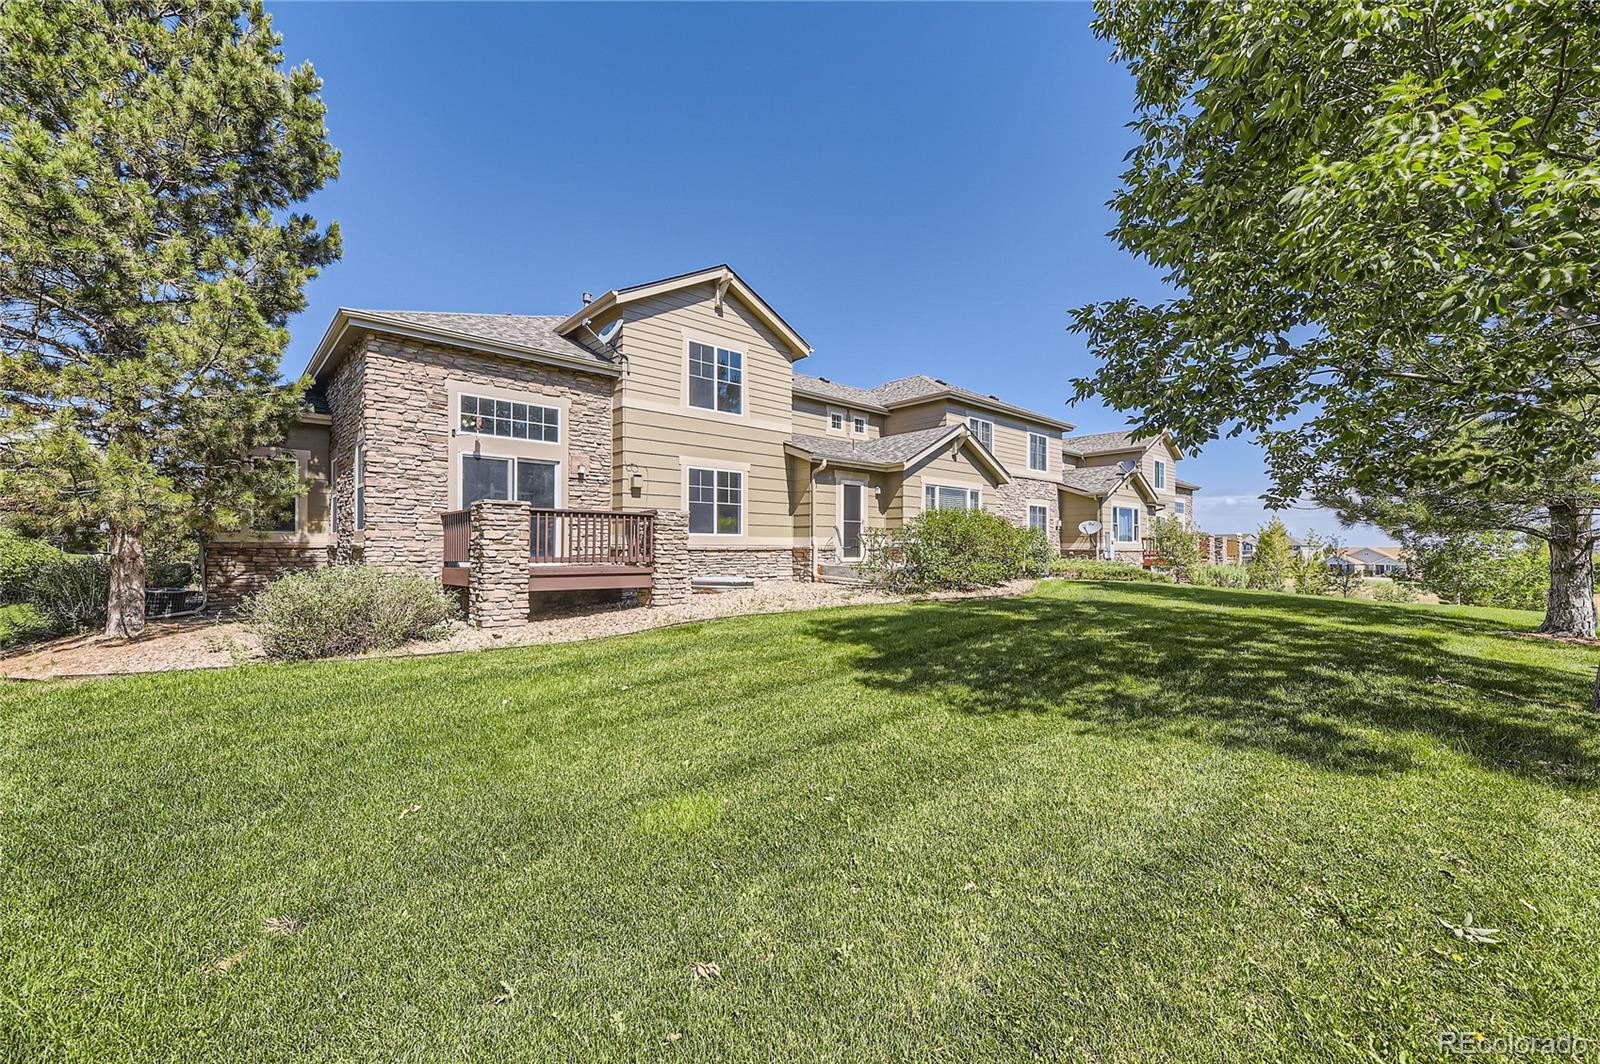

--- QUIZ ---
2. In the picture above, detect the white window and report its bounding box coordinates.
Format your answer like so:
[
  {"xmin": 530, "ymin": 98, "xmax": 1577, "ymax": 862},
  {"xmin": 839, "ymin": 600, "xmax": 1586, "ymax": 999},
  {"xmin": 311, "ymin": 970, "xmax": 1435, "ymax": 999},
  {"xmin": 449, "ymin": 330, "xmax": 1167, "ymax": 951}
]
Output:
[
  {"xmin": 1112, "ymin": 505, "xmax": 1141, "ymax": 543},
  {"xmin": 1154, "ymin": 459, "xmax": 1166, "ymax": 490},
  {"xmin": 1174, "ymin": 499, "xmax": 1186, "ymax": 515},
  {"xmin": 459, "ymin": 393, "xmax": 559, "ymax": 442},
  {"xmin": 967, "ymin": 416, "xmax": 994, "ymax": 450},
  {"xmin": 1027, "ymin": 504, "xmax": 1049, "ymax": 533},
  {"xmin": 353, "ymin": 440, "xmax": 365, "ymax": 530},
  {"xmin": 460, "ymin": 454, "xmax": 559, "ymax": 509},
  {"xmin": 1028, "ymin": 432, "xmax": 1049, "ymax": 473},
  {"xmin": 924, "ymin": 483, "xmax": 981, "ymax": 511},
  {"xmin": 852, "ymin": 414, "xmax": 867, "ymax": 436},
  {"xmin": 689, "ymin": 468, "xmax": 743, "ymax": 535},
  {"xmin": 1242, "ymin": 541, "xmax": 1254, "ymax": 558},
  {"xmin": 827, "ymin": 409, "xmax": 845, "ymax": 434},
  {"xmin": 688, "ymin": 340, "xmax": 742, "ymax": 414}
]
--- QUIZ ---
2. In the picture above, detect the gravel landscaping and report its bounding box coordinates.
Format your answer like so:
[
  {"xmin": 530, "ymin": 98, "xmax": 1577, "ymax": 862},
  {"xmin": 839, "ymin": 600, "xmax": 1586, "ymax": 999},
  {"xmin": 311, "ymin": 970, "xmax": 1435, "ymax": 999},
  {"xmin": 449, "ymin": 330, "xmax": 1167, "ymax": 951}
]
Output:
[{"xmin": 0, "ymin": 579, "xmax": 1034, "ymax": 680}]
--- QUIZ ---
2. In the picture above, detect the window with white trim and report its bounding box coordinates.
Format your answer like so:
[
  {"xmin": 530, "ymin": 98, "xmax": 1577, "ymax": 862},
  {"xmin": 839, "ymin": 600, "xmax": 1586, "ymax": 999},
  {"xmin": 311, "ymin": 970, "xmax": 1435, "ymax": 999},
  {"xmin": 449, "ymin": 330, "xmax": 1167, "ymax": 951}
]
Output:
[
  {"xmin": 827, "ymin": 409, "xmax": 845, "ymax": 434},
  {"xmin": 852, "ymin": 414, "xmax": 867, "ymax": 435},
  {"xmin": 967, "ymin": 416, "xmax": 994, "ymax": 450},
  {"xmin": 1154, "ymin": 459, "xmax": 1166, "ymax": 489},
  {"xmin": 1028, "ymin": 432, "xmax": 1049, "ymax": 473},
  {"xmin": 459, "ymin": 393, "xmax": 559, "ymax": 442},
  {"xmin": 689, "ymin": 468, "xmax": 743, "ymax": 535},
  {"xmin": 688, "ymin": 340, "xmax": 742, "ymax": 414},
  {"xmin": 1174, "ymin": 500, "xmax": 1186, "ymax": 516},
  {"xmin": 924, "ymin": 484, "xmax": 982, "ymax": 511},
  {"xmin": 1027, "ymin": 504, "xmax": 1049, "ymax": 533},
  {"xmin": 353, "ymin": 440, "xmax": 365, "ymax": 530},
  {"xmin": 1112, "ymin": 505, "xmax": 1141, "ymax": 543}
]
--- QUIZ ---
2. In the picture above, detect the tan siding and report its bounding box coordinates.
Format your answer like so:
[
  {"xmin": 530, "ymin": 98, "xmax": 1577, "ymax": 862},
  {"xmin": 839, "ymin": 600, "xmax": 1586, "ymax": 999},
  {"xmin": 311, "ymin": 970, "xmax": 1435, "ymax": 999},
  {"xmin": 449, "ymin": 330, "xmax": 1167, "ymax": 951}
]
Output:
[
  {"xmin": 902, "ymin": 442, "xmax": 1001, "ymax": 517},
  {"xmin": 1059, "ymin": 493, "xmax": 1099, "ymax": 552},
  {"xmin": 792, "ymin": 397, "xmax": 884, "ymax": 439},
  {"xmin": 882, "ymin": 400, "xmax": 948, "ymax": 436},
  {"xmin": 289, "ymin": 422, "xmax": 331, "ymax": 535}
]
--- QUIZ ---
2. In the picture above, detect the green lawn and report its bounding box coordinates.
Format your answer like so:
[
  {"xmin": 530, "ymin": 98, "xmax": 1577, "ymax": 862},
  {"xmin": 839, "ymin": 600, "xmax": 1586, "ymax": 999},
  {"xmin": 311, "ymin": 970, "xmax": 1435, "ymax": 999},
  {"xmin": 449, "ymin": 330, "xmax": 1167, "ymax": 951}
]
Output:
[{"xmin": 3, "ymin": 582, "xmax": 1598, "ymax": 1062}]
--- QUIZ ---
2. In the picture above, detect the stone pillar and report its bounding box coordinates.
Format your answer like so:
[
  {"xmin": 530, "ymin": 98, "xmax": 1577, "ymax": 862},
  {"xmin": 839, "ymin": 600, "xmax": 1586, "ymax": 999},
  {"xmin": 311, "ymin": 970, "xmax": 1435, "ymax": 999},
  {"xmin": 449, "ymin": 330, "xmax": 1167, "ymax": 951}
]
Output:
[
  {"xmin": 468, "ymin": 499, "xmax": 531, "ymax": 628},
  {"xmin": 792, "ymin": 546, "xmax": 815, "ymax": 582},
  {"xmin": 646, "ymin": 509, "xmax": 691, "ymax": 607}
]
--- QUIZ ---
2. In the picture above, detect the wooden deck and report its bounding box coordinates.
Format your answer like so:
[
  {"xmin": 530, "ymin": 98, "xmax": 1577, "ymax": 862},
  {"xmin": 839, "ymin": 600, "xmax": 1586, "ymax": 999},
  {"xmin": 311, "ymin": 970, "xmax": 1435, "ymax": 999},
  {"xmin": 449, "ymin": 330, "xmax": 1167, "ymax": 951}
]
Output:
[{"xmin": 441, "ymin": 507, "xmax": 656, "ymax": 591}]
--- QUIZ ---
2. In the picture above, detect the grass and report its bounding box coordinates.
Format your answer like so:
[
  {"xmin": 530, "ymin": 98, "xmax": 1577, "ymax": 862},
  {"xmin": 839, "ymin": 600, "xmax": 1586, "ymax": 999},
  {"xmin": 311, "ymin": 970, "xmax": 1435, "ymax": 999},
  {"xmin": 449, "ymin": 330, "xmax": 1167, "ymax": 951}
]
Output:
[
  {"xmin": 3, "ymin": 581, "xmax": 1598, "ymax": 1062},
  {"xmin": 0, "ymin": 603, "xmax": 52, "ymax": 649}
]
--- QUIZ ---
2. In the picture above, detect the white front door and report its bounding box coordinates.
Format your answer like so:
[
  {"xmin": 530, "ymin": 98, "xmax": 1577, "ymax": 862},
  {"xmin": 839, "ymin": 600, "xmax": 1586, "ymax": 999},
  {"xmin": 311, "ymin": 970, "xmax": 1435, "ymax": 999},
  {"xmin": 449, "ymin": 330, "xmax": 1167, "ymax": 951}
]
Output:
[{"xmin": 841, "ymin": 482, "xmax": 864, "ymax": 561}]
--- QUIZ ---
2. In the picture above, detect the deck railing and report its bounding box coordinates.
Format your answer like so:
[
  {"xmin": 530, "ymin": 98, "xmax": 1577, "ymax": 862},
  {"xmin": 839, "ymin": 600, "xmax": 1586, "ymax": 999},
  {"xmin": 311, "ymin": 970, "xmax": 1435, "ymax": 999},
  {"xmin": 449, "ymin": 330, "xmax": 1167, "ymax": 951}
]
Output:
[
  {"xmin": 531, "ymin": 508, "xmax": 654, "ymax": 567},
  {"xmin": 442, "ymin": 509, "xmax": 472, "ymax": 566}
]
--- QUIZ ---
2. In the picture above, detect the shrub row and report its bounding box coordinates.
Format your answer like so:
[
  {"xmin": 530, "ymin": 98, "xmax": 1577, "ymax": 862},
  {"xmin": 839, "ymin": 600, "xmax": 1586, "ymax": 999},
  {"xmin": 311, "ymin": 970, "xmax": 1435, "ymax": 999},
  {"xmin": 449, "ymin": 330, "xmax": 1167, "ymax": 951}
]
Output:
[
  {"xmin": 860, "ymin": 509, "xmax": 1051, "ymax": 593},
  {"xmin": 0, "ymin": 532, "xmax": 64, "ymax": 605},
  {"xmin": 1048, "ymin": 557, "xmax": 1174, "ymax": 583}
]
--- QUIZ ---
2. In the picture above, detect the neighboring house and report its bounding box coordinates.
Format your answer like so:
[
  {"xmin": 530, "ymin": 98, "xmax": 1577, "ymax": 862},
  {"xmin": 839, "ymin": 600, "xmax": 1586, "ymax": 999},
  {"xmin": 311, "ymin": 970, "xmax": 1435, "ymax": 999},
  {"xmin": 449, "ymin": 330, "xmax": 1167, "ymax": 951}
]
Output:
[
  {"xmin": 205, "ymin": 265, "xmax": 1198, "ymax": 620},
  {"xmin": 1204, "ymin": 532, "xmax": 1256, "ymax": 566},
  {"xmin": 1331, "ymin": 546, "xmax": 1407, "ymax": 576}
]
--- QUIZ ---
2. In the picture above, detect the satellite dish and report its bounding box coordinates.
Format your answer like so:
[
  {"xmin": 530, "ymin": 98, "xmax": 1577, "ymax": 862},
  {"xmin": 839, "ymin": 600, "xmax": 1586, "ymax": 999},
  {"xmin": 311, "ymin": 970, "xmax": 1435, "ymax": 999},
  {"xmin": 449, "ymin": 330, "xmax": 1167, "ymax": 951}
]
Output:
[
  {"xmin": 1079, "ymin": 520, "xmax": 1102, "ymax": 536},
  {"xmin": 595, "ymin": 319, "xmax": 622, "ymax": 346}
]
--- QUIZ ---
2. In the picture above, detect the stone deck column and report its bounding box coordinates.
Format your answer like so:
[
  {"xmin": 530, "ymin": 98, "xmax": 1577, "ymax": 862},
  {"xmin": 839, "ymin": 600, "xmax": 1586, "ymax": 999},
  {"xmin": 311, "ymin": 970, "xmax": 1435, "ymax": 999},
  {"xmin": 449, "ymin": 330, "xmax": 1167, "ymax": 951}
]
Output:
[
  {"xmin": 647, "ymin": 509, "xmax": 691, "ymax": 607},
  {"xmin": 468, "ymin": 499, "xmax": 531, "ymax": 628}
]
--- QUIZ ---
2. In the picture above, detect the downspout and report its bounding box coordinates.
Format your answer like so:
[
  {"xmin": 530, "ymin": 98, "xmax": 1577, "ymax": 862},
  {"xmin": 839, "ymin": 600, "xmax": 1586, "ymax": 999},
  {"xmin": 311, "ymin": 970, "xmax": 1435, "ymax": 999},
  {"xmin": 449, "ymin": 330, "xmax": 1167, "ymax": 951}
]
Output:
[{"xmin": 810, "ymin": 458, "xmax": 828, "ymax": 580}]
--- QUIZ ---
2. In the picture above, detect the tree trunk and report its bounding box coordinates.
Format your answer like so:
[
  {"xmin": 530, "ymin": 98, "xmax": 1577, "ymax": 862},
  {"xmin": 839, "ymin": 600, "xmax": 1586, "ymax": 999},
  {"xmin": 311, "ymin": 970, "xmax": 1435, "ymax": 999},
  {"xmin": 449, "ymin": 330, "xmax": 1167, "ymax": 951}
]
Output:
[
  {"xmin": 1540, "ymin": 499, "xmax": 1597, "ymax": 639},
  {"xmin": 105, "ymin": 524, "xmax": 147, "ymax": 640}
]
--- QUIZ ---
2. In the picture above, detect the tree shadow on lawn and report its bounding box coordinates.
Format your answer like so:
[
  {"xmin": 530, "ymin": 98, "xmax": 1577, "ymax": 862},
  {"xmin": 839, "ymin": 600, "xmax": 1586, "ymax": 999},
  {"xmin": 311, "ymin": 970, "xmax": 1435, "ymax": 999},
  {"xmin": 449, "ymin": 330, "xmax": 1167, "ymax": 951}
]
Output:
[{"xmin": 804, "ymin": 583, "xmax": 1598, "ymax": 786}]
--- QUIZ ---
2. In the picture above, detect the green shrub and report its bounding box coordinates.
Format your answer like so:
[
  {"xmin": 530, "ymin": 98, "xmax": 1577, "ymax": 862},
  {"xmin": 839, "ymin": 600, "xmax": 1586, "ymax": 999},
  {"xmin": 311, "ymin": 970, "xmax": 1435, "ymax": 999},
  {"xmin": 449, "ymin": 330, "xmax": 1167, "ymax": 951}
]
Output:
[
  {"xmin": 1049, "ymin": 557, "xmax": 1174, "ymax": 583},
  {"xmin": 1148, "ymin": 517, "xmax": 1201, "ymax": 582},
  {"xmin": 245, "ymin": 565, "xmax": 460, "ymax": 661},
  {"xmin": 0, "ymin": 603, "xmax": 54, "ymax": 648},
  {"xmin": 860, "ymin": 509, "xmax": 1050, "ymax": 593},
  {"xmin": 25, "ymin": 555, "xmax": 109, "ymax": 634},
  {"xmin": 0, "ymin": 531, "xmax": 64, "ymax": 604},
  {"xmin": 1368, "ymin": 579, "xmax": 1418, "ymax": 603},
  {"xmin": 1193, "ymin": 564, "xmax": 1249, "ymax": 588}
]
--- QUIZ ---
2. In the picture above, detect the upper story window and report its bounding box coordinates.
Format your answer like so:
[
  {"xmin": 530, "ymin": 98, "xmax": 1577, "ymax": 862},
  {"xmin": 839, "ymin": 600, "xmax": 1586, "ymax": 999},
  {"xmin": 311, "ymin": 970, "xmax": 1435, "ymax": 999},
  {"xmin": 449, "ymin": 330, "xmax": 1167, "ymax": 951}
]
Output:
[
  {"xmin": 1174, "ymin": 499, "xmax": 1186, "ymax": 515},
  {"xmin": 967, "ymin": 416, "xmax": 994, "ymax": 450},
  {"xmin": 852, "ymin": 414, "xmax": 867, "ymax": 435},
  {"xmin": 459, "ymin": 394, "xmax": 559, "ymax": 443},
  {"xmin": 1153, "ymin": 458, "xmax": 1166, "ymax": 489},
  {"xmin": 828, "ymin": 409, "xmax": 845, "ymax": 433},
  {"xmin": 1028, "ymin": 432, "xmax": 1049, "ymax": 473},
  {"xmin": 688, "ymin": 340, "xmax": 742, "ymax": 414}
]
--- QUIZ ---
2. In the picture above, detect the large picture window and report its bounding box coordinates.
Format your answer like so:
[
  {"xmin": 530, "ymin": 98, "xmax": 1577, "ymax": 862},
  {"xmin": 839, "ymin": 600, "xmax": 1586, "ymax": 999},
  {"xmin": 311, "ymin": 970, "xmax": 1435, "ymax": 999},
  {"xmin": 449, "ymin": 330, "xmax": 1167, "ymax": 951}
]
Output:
[
  {"xmin": 1113, "ymin": 505, "xmax": 1141, "ymax": 543},
  {"xmin": 924, "ymin": 484, "xmax": 981, "ymax": 511},
  {"xmin": 688, "ymin": 341, "xmax": 742, "ymax": 414},
  {"xmin": 688, "ymin": 468, "xmax": 743, "ymax": 534},
  {"xmin": 460, "ymin": 454, "xmax": 559, "ymax": 509},
  {"xmin": 459, "ymin": 394, "xmax": 559, "ymax": 442},
  {"xmin": 1028, "ymin": 432, "xmax": 1049, "ymax": 473}
]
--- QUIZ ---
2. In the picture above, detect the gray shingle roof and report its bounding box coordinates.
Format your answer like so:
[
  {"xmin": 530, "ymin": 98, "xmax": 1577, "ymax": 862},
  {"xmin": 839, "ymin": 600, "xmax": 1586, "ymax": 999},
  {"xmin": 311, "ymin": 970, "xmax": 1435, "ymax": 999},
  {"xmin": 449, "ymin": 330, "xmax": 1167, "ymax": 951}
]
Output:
[
  {"xmin": 1175, "ymin": 478, "xmax": 1201, "ymax": 492},
  {"xmin": 1059, "ymin": 464, "xmax": 1134, "ymax": 496},
  {"xmin": 792, "ymin": 374, "xmax": 889, "ymax": 412},
  {"xmin": 348, "ymin": 310, "xmax": 612, "ymax": 368},
  {"xmin": 863, "ymin": 374, "xmax": 1072, "ymax": 430},
  {"xmin": 1060, "ymin": 430, "xmax": 1148, "ymax": 455},
  {"xmin": 789, "ymin": 424, "xmax": 961, "ymax": 467}
]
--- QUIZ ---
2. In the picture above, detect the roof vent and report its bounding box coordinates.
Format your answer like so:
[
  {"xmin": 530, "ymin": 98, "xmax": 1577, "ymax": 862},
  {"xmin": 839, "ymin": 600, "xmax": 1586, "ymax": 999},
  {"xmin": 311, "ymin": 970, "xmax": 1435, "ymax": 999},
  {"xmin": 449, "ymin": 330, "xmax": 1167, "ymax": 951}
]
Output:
[
  {"xmin": 581, "ymin": 292, "xmax": 593, "ymax": 305},
  {"xmin": 933, "ymin": 378, "xmax": 947, "ymax": 385}
]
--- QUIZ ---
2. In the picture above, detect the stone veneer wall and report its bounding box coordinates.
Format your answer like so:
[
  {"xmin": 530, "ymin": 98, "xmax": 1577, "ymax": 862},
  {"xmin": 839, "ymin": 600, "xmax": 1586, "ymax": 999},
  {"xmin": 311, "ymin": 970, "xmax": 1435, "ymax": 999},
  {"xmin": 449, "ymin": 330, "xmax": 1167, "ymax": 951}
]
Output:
[
  {"xmin": 327, "ymin": 335, "xmax": 614, "ymax": 575},
  {"xmin": 468, "ymin": 499, "xmax": 531, "ymax": 628},
  {"xmin": 990, "ymin": 478, "xmax": 1061, "ymax": 552},
  {"xmin": 646, "ymin": 510, "xmax": 691, "ymax": 606},
  {"xmin": 689, "ymin": 547, "xmax": 796, "ymax": 582},
  {"xmin": 204, "ymin": 542, "xmax": 330, "ymax": 613},
  {"xmin": 791, "ymin": 546, "xmax": 814, "ymax": 582}
]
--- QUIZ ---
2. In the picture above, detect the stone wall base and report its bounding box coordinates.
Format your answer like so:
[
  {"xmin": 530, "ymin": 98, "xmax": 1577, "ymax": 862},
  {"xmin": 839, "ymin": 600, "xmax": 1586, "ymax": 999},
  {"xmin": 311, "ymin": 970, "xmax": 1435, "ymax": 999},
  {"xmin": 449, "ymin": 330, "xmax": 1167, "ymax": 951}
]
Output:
[
  {"xmin": 690, "ymin": 547, "xmax": 795, "ymax": 582},
  {"xmin": 204, "ymin": 542, "xmax": 332, "ymax": 614},
  {"xmin": 791, "ymin": 547, "xmax": 815, "ymax": 582}
]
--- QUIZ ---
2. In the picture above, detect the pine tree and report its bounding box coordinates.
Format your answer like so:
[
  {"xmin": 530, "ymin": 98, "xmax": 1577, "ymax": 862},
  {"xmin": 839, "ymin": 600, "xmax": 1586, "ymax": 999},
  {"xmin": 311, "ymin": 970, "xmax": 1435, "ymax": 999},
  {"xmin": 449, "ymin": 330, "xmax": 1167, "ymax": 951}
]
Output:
[{"xmin": 0, "ymin": 0, "xmax": 340, "ymax": 637}]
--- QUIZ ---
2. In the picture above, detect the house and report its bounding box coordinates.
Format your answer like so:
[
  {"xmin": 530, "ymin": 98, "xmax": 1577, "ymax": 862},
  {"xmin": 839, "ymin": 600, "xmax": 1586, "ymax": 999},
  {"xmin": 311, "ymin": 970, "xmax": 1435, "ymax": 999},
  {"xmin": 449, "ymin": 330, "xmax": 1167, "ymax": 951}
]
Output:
[
  {"xmin": 1205, "ymin": 532, "xmax": 1255, "ymax": 566},
  {"xmin": 1330, "ymin": 546, "xmax": 1407, "ymax": 576},
  {"xmin": 204, "ymin": 265, "xmax": 1198, "ymax": 624}
]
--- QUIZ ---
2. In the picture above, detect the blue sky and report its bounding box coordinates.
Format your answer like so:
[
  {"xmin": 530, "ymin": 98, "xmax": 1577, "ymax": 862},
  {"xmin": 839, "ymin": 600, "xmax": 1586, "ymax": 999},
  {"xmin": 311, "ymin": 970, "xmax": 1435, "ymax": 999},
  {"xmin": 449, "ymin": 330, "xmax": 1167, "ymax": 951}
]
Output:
[{"xmin": 269, "ymin": 1, "xmax": 1386, "ymax": 544}]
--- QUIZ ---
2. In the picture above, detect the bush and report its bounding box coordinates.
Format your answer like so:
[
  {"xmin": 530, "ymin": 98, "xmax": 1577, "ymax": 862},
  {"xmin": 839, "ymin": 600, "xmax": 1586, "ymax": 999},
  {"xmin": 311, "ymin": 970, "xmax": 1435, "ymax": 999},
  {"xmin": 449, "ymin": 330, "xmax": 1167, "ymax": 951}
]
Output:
[
  {"xmin": 1049, "ymin": 557, "xmax": 1174, "ymax": 583},
  {"xmin": 1368, "ymin": 579, "xmax": 1418, "ymax": 603},
  {"xmin": 25, "ymin": 555, "xmax": 109, "ymax": 634},
  {"xmin": 1193, "ymin": 564, "xmax": 1249, "ymax": 588},
  {"xmin": 0, "ymin": 603, "xmax": 54, "ymax": 648},
  {"xmin": 0, "ymin": 532, "xmax": 64, "ymax": 604},
  {"xmin": 860, "ymin": 509, "xmax": 1050, "ymax": 593},
  {"xmin": 1148, "ymin": 517, "xmax": 1201, "ymax": 582},
  {"xmin": 245, "ymin": 565, "xmax": 460, "ymax": 661}
]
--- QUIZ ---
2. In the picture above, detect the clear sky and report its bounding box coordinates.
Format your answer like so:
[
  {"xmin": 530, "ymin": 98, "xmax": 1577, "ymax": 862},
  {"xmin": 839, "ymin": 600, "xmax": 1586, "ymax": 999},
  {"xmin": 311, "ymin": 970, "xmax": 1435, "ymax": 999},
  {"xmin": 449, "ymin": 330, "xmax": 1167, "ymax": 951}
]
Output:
[{"xmin": 268, "ymin": 0, "xmax": 1388, "ymax": 544}]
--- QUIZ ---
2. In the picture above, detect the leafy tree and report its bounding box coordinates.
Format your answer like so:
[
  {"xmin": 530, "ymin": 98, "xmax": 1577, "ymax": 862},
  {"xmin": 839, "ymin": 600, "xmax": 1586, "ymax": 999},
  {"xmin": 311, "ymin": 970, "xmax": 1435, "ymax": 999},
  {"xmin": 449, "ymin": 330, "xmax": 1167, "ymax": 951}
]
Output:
[
  {"xmin": 1290, "ymin": 531, "xmax": 1333, "ymax": 596},
  {"xmin": 1149, "ymin": 515, "xmax": 1201, "ymax": 582},
  {"xmin": 1072, "ymin": 3, "xmax": 1600, "ymax": 639},
  {"xmin": 1247, "ymin": 519, "xmax": 1294, "ymax": 591},
  {"xmin": 0, "ymin": 0, "xmax": 339, "ymax": 637},
  {"xmin": 1401, "ymin": 529, "xmax": 1549, "ymax": 610}
]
